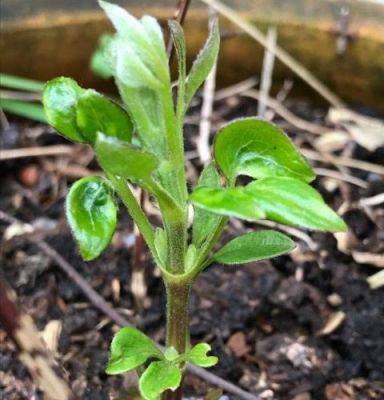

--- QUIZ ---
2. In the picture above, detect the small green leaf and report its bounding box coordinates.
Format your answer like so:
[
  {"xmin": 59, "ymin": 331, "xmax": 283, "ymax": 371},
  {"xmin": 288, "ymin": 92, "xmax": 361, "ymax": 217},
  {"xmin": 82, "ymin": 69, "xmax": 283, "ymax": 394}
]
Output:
[
  {"xmin": 164, "ymin": 347, "xmax": 179, "ymax": 362},
  {"xmin": 76, "ymin": 89, "xmax": 133, "ymax": 143},
  {"xmin": 168, "ymin": 20, "xmax": 186, "ymax": 86},
  {"xmin": 154, "ymin": 227, "xmax": 168, "ymax": 266},
  {"xmin": 66, "ymin": 177, "xmax": 117, "ymax": 261},
  {"xmin": 43, "ymin": 77, "xmax": 84, "ymax": 142},
  {"xmin": 100, "ymin": 1, "xmax": 168, "ymax": 83},
  {"xmin": 245, "ymin": 177, "xmax": 347, "ymax": 232},
  {"xmin": 141, "ymin": 15, "xmax": 168, "ymax": 65},
  {"xmin": 185, "ymin": 244, "xmax": 197, "ymax": 272},
  {"xmin": 117, "ymin": 82, "xmax": 166, "ymax": 159},
  {"xmin": 116, "ymin": 39, "xmax": 163, "ymax": 89},
  {"xmin": 187, "ymin": 343, "xmax": 218, "ymax": 368},
  {"xmin": 90, "ymin": 33, "xmax": 115, "ymax": 79},
  {"xmin": 190, "ymin": 187, "xmax": 265, "ymax": 221},
  {"xmin": 214, "ymin": 118, "xmax": 315, "ymax": 184},
  {"xmin": 192, "ymin": 162, "xmax": 222, "ymax": 247},
  {"xmin": 213, "ymin": 230, "xmax": 295, "ymax": 265},
  {"xmin": 139, "ymin": 361, "xmax": 182, "ymax": 400},
  {"xmin": 95, "ymin": 133, "xmax": 157, "ymax": 185},
  {"xmin": 106, "ymin": 327, "xmax": 162, "ymax": 375},
  {"xmin": 185, "ymin": 18, "xmax": 220, "ymax": 106}
]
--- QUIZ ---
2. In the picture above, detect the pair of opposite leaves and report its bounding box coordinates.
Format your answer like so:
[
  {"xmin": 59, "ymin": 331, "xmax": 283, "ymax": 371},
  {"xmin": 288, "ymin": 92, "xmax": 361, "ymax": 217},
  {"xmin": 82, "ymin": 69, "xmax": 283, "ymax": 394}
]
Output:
[
  {"xmin": 64, "ymin": 117, "xmax": 346, "ymax": 264},
  {"xmin": 106, "ymin": 327, "xmax": 217, "ymax": 400},
  {"xmin": 43, "ymin": 0, "xmax": 346, "ymax": 264}
]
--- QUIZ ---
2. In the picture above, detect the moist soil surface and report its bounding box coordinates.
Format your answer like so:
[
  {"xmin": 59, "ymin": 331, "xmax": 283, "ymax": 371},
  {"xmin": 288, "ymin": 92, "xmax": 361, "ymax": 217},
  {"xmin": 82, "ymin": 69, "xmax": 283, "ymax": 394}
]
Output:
[{"xmin": 1, "ymin": 97, "xmax": 384, "ymax": 400}]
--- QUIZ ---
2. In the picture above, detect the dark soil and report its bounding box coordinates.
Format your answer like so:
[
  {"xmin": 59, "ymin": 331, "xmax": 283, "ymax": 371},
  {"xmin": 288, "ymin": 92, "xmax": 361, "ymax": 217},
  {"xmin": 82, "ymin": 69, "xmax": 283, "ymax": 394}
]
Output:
[{"xmin": 1, "ymin": 97, "xmax": 384, "ymax": 400}]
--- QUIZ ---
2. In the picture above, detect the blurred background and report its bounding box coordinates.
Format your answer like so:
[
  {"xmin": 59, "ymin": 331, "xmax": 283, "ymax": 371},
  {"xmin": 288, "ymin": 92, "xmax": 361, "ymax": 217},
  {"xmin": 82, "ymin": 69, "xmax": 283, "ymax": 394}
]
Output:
[{"xmin": 1, "ymin": 1, "xmax": 383, "ymax": 399}]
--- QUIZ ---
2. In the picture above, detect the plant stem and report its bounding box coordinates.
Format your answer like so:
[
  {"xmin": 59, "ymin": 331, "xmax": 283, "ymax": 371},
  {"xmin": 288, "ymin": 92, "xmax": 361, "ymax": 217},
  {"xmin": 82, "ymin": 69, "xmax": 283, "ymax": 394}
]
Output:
[
  {"xmin": 164, "ymin": 279, "xmax": 191, "ymax": 399},
  {"xmin": 108, "ymin": 174, "xmax": 159, "ymax": 264}
]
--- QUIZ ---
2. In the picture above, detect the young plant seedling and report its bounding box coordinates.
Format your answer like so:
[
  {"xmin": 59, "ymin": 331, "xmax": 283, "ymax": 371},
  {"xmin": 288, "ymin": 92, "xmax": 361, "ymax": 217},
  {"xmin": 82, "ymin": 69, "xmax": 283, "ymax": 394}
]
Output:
[{"xmin": 42, "ymin": 2, "xmax": 347, "ymax": 398}]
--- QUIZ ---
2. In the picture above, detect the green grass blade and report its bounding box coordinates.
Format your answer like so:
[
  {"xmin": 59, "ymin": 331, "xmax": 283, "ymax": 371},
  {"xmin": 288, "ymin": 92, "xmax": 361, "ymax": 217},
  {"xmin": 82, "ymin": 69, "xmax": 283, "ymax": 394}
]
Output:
[
  {"xmin": 0, "ymin": 73, "xmax": 45, "ymax": 92},
  {"xmin": 0, "ymin": 98, "xmax": 47, "ymax": 123}
]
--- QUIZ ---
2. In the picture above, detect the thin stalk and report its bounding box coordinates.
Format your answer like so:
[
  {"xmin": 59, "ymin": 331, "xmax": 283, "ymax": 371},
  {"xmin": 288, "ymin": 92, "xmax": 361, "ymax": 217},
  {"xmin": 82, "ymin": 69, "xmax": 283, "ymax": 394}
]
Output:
[
  {"xmin": 192, "ymin": 216, "xmax": 228, "ymax": 275},
  {"xmin": 108, "ymin": 174, "xmax": 159, "ymax": 264},
  {"xmin": 164, "ymin": 280, "xmax": 191, "ymax": 400}
]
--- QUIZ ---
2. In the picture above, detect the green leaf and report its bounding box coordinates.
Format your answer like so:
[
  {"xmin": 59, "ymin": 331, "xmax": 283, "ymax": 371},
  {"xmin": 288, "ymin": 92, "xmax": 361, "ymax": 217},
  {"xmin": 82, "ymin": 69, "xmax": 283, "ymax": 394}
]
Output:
[
  {"xmin": 213, "ymin": 230, "xmax": 295, "ymax": 265},
  {"xmin": 90, "ymin": 33, "xmax": 115, "ymax": 79},
  {"xmin": 76, "ymin": 89, "xmax": 133, "ymax": 143},
  {"xmin": 192, "ymin": 162, "xmax": 222, "ymax": 247},
  {"xmin": 95, "ymin": 133, "xmax": 157, "ymax": 185},
  {"xmin": 106, "ymin": 327, "xmax": 162, "ymax": 375},
  {"xmin": 0, "ymin": 98, "xmax": 47, "ymax": 123},
  {"xmin": 116, "ymin": 39, "xmax": 163, "ymax": 89},
  {"xmin": 154, "ymin": 227, "xmax": 168, "ymax": 266},
  {"xmin": 141, "ymin": 15, "xmax": 168, "ymax": 65},
  {"xmin": 185, "ymin": 18, "xmax": 220, "ymax": 106},
  {"xmin": 43, "ymin": 77, "xmax": 84, "ymax": 142},
  {"xmin": 117, "ymin": 83, "xmax": 166, "ymax": 159},
  {"xmin": 99, "ymin": 1, "xmax": 168, "ymax": 81},
  {"xmin": 190, "ymin": 187, "xmax": 265, "ymax": 221},
  {"xmin": 66, "ymin": 177, "xmax": 117, "ymax": 261},
  {"xmin": 164, "ymin": 347, "xmax": 179, "ymax": 362},
  {"xmin": 187, "ymin": 343, "xmax": 218, "ymax": 368},
  {"xmin": 245, "ymin": 177, "xmax": 347, "ymax": 232},
  {"xmin": 168, "ymin": 20, "xmax": 186, "ymax": 86},
  {"xmin": 214, "ymin": 118, "xmax": 315, "ymax": 184},
  {"xmin": 185, "ymin": 244, "xmax": 197, "ymax": 272},
  {"xmin": 139, "ymin": 361, "xmax": 182, "ymax": 400}
]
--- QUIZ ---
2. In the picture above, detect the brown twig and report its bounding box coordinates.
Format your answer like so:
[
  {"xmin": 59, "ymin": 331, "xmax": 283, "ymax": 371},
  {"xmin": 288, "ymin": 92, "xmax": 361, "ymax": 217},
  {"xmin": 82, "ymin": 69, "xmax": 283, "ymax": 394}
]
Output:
[
  {"xmin": 197, "ymin": 8, "xmax": 218, "ymax": 165},
  {"xmin": 0, "ymin": 279, "xmax": 73, "ymax": 400},
  {"xmin": 257, "ymin": 26, "xmax": 277, "ymax": 118},
  {"xmin": 302, "ymin": 149, "xmax": 384, "ymax": 175},
  {"xmin": 214, "ymin": 76, "xmax": 258, "ymax": 101},
  {"xmin": 131, "ymin": 190, "xmax": 147, "ymax": 311},
  {"xmin": 200, "ymin": 0, "xmax": 346, "ymax": 108},
  {"xmin": 314, "ymin": 167, "xmax": 368, "ymax": 189},
  {"xmin": 0, "ymin": 145, "xmax": 74, "ymax": 161},
  {"xmin": 243, "ymin": 90, "xmax": 326, "ymax": 135}
]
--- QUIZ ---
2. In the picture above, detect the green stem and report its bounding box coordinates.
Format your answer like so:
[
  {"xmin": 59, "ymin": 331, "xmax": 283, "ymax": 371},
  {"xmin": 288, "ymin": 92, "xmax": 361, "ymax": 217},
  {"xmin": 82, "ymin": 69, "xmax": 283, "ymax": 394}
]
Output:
[
  {"xmin": 165, "ymin": 219, "xmax": 187, "ymax": 275},
  {"xmin": 108, "ymin": 174, "xmax": 159, "ymax": 264},
  {"xmin": 165, "ymin": 280, "xmax": 191, "ymax": 354},
  {"xmin": 163, "ymin": 278, "xmax": 191, "ymax": 400},
  {"xmin": 192, "ymin": 216, "xmax": 228, "ymax": 276}
]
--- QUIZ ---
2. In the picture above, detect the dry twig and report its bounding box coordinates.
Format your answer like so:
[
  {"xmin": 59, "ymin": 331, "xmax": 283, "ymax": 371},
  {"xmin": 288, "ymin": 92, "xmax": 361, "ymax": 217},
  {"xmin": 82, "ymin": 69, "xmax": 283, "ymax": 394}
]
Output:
[
  {"xmin": 302, "ymin": 149, "xmax": 384, "ymax": 175},
  {"xmin": 200, "ymin": 0, "xmax": 345, "ymax": 108},
  {"xmin": 243, "ymin": 90, "xmax": 326, "ymax": 135},
  {"xmin": 0, "ymin": 279, "xmax": 72, "ymax": 400},
  {"xmin": 258, "ymin": 27, "xmax": 277, "ymax": 118},
  {"xmin": 0, "ymin": 145, "xmax": 74, "ymax": 161},
  {"xmin": 198, "ymin": 10, "xmax": 218, "ymax": 164}
]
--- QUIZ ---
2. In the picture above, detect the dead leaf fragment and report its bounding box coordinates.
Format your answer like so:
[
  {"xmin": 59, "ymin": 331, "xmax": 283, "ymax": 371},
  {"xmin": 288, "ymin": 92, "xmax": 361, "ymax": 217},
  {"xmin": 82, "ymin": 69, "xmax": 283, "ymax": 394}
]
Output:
[
  {"xmin": 315, "ymin": 130, "xmax": 349, "ymax": 153},
  {"xmin": 317, "ymin": 311, "xmax": 346, "ymax": 336},
  {"xmin": 367, "ymin": 269, "xmax": 384, "ymax": 290},
  {"xmin": 227, "ymin": 331, "xmax": 250, "ymax": 357},
  {"xmin": 40, "ymin": 320, "xmax": 62, "ymax": 354},
  {"xmin": 328, "ymin": 108, "xmax": 384, "ymax": 151},
  {"xmin": 352, "ymin": 252, "xmax": 384, "ymax": 268},
  {"xmin": 325, "ymin": 382, "xmax": 355, "ymax": 400}
]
